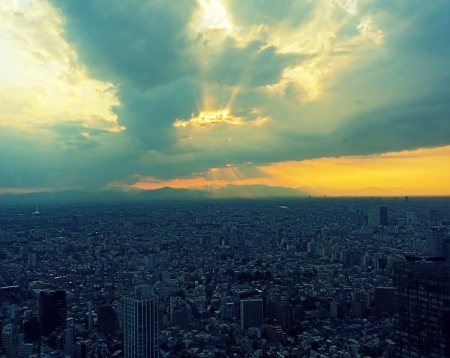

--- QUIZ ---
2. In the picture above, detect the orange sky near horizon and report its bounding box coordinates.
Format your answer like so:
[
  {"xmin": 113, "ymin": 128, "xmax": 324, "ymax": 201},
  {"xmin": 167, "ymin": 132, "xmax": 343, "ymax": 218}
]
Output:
[{"xmin": 129, "ymin": 145, "xmax": 450, "ymax": 197}]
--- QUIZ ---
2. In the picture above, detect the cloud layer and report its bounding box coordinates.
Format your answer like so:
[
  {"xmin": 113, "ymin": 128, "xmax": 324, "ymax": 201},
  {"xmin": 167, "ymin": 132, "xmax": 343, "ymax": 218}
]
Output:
[{"xmin": 1, "ymin": 0, "xmax": 450, "ymax": 194}]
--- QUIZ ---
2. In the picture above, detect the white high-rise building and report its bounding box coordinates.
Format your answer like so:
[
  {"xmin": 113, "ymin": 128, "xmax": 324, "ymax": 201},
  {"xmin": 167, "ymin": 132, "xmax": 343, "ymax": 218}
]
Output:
[
  {"xmin": 124, "ymin": 285, "xmax": 159, "ymax": 358},
  {"xmin": 2, "ymin": 323, "xmax": 13, "ymax": 356}
]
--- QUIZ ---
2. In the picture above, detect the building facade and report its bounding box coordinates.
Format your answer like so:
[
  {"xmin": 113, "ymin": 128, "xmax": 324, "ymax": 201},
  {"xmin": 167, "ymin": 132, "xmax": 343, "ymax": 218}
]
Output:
[
  {"xmin": 240, "ymin": 298, "xmax": 263, "ymax": 330},
  {"xmin": 123, "ymin": 285, "xmax": 159, "ymax": 358},
  {"xmin": 425, "ymin": 227, "xmax": 446, "ymax": 256},
  {"xmin": 393, "ymin": 259, "xmax": 450, "ymax": 357},
  {"xmin": 39, "ymin": 290, "xmax": 67, "ymax": 337}
]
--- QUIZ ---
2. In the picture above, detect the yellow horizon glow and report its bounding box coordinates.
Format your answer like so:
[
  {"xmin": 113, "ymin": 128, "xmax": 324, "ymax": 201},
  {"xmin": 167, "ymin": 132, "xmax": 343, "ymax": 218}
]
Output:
[{"xmin": 123, "ymin": 145, "xmax": 450, "ymax": 196}]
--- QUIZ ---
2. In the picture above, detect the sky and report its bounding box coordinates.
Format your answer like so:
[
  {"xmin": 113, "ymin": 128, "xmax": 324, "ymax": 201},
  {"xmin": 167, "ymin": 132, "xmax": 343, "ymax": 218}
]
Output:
[{"xmin": 1, "ymin": 0, "xmax": 450, "ymax": 197}]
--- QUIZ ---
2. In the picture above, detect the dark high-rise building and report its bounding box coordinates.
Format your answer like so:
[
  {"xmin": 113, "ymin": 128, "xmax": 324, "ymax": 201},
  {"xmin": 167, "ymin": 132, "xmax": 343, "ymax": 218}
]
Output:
[
  {"xmin": 425, "ymin": 227, "xmax": 446, "ymax": 256},
  {"xmin": 172, "ymin": 308, "xmax": 189, "ymax": 329},
  {"xmin": 72, "ymin": 215, "xmax": 79, "ymax": 231},
  {"xmin": 23, "ymin": 315, "xmax": 40, "ymax": 342},
  {"xmin": 267, "ymin": 298, "xmax": 294, "ymax": 333},
  {"xmin": 367, "ymin": 206, "xmax": 388, "ymax": 226},
  {"xmin": 354, "ymin": 209, "xmax": 365, "ymax": 228},
  {"xmin": 240, "ymin": 298, "xmax": 263, "ymax": 330},
  {"xmin": 374, "ymin": 287, "xmax": 395, "ymax": 317},
  {"xmin": 39, "ymin": 290, "xmax": 67, "ymax": 337},
  {"xmin": 393, "ymin": 259, "xmax": 450, "ymax": 357},
  {"xmin": 97, "ymin": 305, "xmax": 119, "ymax": 336},
  {"xmin": 380, "ymin": 206, "xmax": 388, "ymax": 226},
  {"xmin": 430, "ymin": 209, "xmax": 444, "ymax": 224}
]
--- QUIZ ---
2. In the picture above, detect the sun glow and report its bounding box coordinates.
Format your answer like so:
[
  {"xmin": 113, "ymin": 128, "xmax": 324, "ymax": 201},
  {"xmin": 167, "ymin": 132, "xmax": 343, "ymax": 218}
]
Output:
[
  {"xmin": 189, "ymin": 0, "xmax": 233, "ymax": 47},
  {"xmin": 174, "ymin": 108, "xmax": 242, "ymax": 128}
]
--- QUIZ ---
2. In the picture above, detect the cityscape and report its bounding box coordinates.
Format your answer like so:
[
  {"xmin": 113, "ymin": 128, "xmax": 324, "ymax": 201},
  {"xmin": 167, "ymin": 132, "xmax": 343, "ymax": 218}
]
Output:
[
  {"xmin": 2, "ymin": 0, "xmax": 450, "ymax": 357},
  {"xmin": 0, "ymin": 196, "xmax": 449, "ymax": 357}
]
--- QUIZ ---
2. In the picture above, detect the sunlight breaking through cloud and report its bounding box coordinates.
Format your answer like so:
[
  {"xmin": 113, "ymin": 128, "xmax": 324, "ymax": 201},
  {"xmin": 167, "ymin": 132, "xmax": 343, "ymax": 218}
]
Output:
[{"xmin": 174, "ymin": 109, "xmax": 243, "ymax": 127}]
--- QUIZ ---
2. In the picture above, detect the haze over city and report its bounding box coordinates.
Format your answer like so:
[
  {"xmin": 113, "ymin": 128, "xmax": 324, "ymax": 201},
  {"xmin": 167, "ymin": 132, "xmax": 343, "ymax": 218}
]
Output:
[{"xmin": 1, "ymin": 0, "xmax": 450, "ymax": 199}]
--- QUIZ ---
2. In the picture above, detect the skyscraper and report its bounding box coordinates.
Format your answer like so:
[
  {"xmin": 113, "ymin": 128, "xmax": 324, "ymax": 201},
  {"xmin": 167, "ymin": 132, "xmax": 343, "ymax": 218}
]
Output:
[
  {"xmin": 393, "ymin": 258, "xmax": 450, "ymax": 357},
  {"xmin": 98, "ymin": 304, "xmax": 119, "ymax": 336},
  {"xmin": 39, "ymin": 290, "xmax": 67, "ymax": 337},
  {"xmin": 429, "ymin": 209, "xmax": 444, "ymax": 224},
  {"xmin": 123, "ymin": 284, "xmax": 159, "ymax": 358},
  {"xmin": 380, "ymin": 206, "xmax": 388, "ymax": 226},
  {"xmin": 353, "ymin": 209, "xmax": 365, "ymax": 228},
  {"xmin": 2, "ymin": 324, "xmax": 14, "ymax": 357},
  {"xmin": 425, "ymin": 227, "xmax": 446, "ymax": 256},
  {"xmin": 406, "ymin": 212, "xmax": 418, "ymax": 226},
  {"xmin": 367, "ymin": 207, "xmax": 388, "ymax": 226},
  {"xmin": 267, "ymin": 298, "xmax": 294, "ymax": 333},
  {"xmin": 374, "ymin": 287, "xmax": 395, "ymax": 317},
  {"xmin": 240, "ymin": 298, "xmax": 263, "ymax": 331}
]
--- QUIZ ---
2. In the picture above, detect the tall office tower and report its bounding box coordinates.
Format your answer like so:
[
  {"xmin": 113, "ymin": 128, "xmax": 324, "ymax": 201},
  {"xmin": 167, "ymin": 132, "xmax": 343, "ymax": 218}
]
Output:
[
  {"xmin": 148, "ymin": 254, "xmax": 156, "ymax": 270},
  {"xmin": 368, "ymin": 207, "xmax": 388, "ymax": 226},
  {"xmin": 2, "ymin": 323, "xmax": 13, "ymax": 356},
  {"xmin": 64, "ymin": 322, "xmax": 74, "ymax": 357},
  {"xmin": 393, "ymin": 258, "xmax": 450, "ymax": 357},
  {"xmin": 240, "ymin": 298, "xmax": 263, "ymax": 330},
  {"xmin": 27, "ymin": 253, "xmax": 37, "ymax": 268},
  {"xmin": 406, "ymin": 212, "xmax": 418, "ymax": 226},
  {"xmin": 354, "ymin": 209, "xmax": 365, "ymax": 228},
  {"xmin": 380, "ymin": 206, "xmax": 388, "ymax": 226},
  {"xmin": 425, "ymin": 227, "xmax": 446, "ymax": 256},
  {"xmin": 87, "ymin": 301, "xmax": 93, "ymax": 331},
  {"xmin": 220, "ymin": 297, "xmax": 236, "ymax": 320},
  {"xmin": 72, "ymin": 215, "xmax": 79, "ymax": 231},
  {"xmin": 267, "ymin": 298, "xmax": 294, "ymax": 333},
  {"xmin": 123, "ymin": 285, "xmax": 159, "ymax": 358},
  {"xmin": 39, "ymin": 290, "xmax": 67, "ymax": 337},
  {"xmin": 22, "ymin": 313, "xmax": 40, "ymax": 343},
  {"xmin": 374, "ymin": 287, "xmax": 395, "ymax": 317},
  {"xmin": 330, "ymin": 300, "xmax": 346, "ymax": 319},
  {"xmin": 429, "ymin": 209, "xmax": 444, "ymax": 224},
  {"xmin": 98, "ymin": 304, "xmax": 119, "ymax": 336},
  {"xmin": 367, "ymin": 208, "xmax": 380, "ymax": 226},
  {"xmin": 172, "ymin": 307, "xmax": 189, "ymax": 329}
]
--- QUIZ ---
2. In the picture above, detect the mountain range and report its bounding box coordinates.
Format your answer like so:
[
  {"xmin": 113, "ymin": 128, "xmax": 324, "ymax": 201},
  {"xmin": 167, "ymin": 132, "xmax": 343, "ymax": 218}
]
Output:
[{"xmin": 0, "ymin": 185, "xmax": 308, "ymax": 205}]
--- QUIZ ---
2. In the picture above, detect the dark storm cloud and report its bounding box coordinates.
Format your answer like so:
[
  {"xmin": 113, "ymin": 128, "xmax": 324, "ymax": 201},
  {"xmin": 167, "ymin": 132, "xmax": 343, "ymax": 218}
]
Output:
[
  {"xmin": 50, "ymin": 0, "xmax": 198, "ymax": 88},
  {"xmin": 338, "ymin": 94, "xmax": 450, "ymax": 156},
  {"xmin": 113, "ymin": 79, "xmax": 203, "ymax": 150}
]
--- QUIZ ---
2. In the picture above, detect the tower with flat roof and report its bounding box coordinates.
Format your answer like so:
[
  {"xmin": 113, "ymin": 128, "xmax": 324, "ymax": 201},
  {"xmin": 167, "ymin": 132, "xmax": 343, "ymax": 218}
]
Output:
[
  {"xmin": 39, "ymin": 290, "xmax": 67, "ymax": 337},
  {"xmin": 123, "ymin": 285, "xmax": 159, "ymax": 358},
  {"xmin": 240, "ymin": 298, "xmax": 263, "ymax": 331}
]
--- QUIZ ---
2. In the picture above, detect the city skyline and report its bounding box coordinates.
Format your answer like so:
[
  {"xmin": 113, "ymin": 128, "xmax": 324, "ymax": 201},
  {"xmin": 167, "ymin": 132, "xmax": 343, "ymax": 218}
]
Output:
[{"xmin": 1, "ymin": 0, "xmax": 450, "ymax": 197}]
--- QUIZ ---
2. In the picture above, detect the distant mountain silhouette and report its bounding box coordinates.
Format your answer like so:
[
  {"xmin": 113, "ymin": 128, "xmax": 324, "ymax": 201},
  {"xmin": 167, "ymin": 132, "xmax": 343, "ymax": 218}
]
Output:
[{"xmin": 0, "ymin": 184, "xmax": 308, "ymax": 204}]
